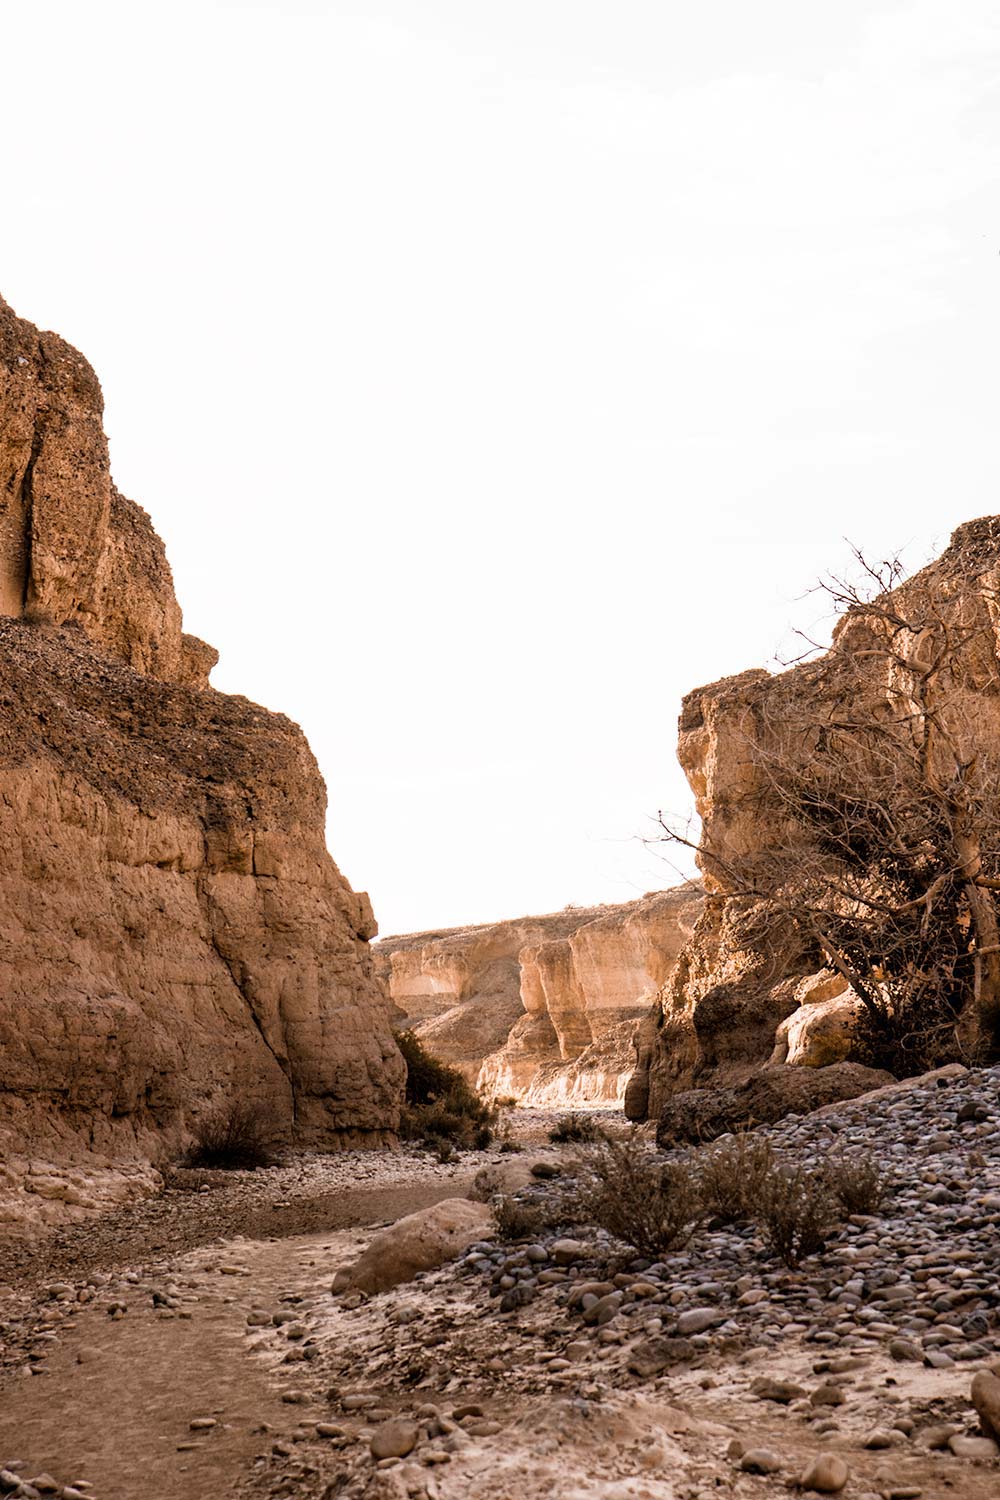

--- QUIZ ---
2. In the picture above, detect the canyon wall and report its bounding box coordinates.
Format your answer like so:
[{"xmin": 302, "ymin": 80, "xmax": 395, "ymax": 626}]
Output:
[
  {"xmin": 627, "ymin": 518, "xmax": 1000, "ymax": 1122},
  {"xmin": 0, "ymin": 294, "xmax": 403, "ymax": 1224},
  {"xmin": 375, "ymin": 887, "xmax": 702, "ymax": 1106}
]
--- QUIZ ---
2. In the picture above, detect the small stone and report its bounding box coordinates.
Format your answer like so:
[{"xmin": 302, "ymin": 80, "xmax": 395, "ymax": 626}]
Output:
[
  {"xmin": 948, "ymin": 1434, "xmax": 999, "ymax": 1458},
  {"xmin": 550, "ymin": 1238, "xmax": 587, "ymax": 1265},
  {"xmin": 370, "ymin": 1419, "xmax": 419, "ymax": 1460},
  {"xmin": 799, "ymin": 1454, "xmax": 849, "ymax": 1493},
  {"xmin": 810, "ymin": 1384, "xmax": 845, "ymax": 1407},
  {"xmin": 189, "ymin": 1416, "xmax": 216, "ymax": 1431},
  {"xmin": 862, "ymin": 1428, "xmax": 897, "ymax": 1449},
  {"xmin": 739, "ymin": 1448, "xmax": 783, "ymax": 1474},
  {"xmin": 918, "ymin": 1423, "xmax": 959, "ymax": 1450},
  {"xmin": 626, "ymin": 1336, "xmax": 695, "ymax": 1377},
  {"xmin": 750, "ymin": 1376, "xmax": 807, "ymax": 1404},
  {"xmin": 677, "ymin": 1307, "xmax": 718, "ymax": 1336}
]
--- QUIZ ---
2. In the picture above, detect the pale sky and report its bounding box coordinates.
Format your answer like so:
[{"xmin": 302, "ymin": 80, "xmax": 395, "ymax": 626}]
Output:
[{"xmin": 5, "ymin": 1, "xmax": 1000, "ymax": 936}]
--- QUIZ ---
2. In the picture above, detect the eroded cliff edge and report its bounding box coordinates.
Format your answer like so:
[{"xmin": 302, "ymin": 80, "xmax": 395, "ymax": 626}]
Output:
[
  {"xmin": 375, "ymin": 887, "xmax": 702, "ymax": 1106},
  {"xmin": 0, "ymin": 295, "xmax": 403, "ymax": 1220}
]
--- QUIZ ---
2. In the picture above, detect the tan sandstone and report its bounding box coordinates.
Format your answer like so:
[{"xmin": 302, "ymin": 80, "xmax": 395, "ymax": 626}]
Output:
[
  {"xmin": 375, "ymin": 887, "xmax": 701, "ymax": 1105},
  {"xmin": 0, "ymin": 294, "xmax": 403, "ymax": 1227}
]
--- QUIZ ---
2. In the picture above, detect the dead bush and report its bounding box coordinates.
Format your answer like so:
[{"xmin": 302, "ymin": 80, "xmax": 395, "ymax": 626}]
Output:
[
  {"xmin": 548, "ymin": 1113, "xmax": 607, "ymax": 1145},
  {"xmin": 469, "ymin": 1164, "xmax": 510, "ymax": 1203},
  {"xmin": 181, "ymin": 1100, "xmax": 281, "ymax": 1171},
  {"xmin": 574, "ymin": 1134, "xmax": 703, "ymax": 1257},
  {"xmin": 755, "ymin": 1162, "xmax": 841, "ymax": 1267},
  {"xmin": 494, "ymin": 1193, "xmax": 568, "ymax": 1242},
  {"xmin": 821, "ymin": 1153, "xmax": 890, "ymax": 1215},
  {"xmin": 695, "ymin": 1133, "xmax": 776, "ymax": 1223}
]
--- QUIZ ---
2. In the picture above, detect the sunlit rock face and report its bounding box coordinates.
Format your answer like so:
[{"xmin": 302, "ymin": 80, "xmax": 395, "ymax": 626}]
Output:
[
  {"xmin": 375, "ymin": 888, "xmax": 702, "ymax": 1106},
  {"xmin": 627, "ymin": 517, "xmax": 1000, "ymax": 1122},
  {"xmin": 0, "ymin": 295, "xmax": 404, "ymax": 1207}
]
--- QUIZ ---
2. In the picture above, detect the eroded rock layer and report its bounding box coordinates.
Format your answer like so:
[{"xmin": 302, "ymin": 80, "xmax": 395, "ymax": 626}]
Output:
[
  {"xmin": 375, "ymin": 888, "xmax": 702, "ymax": 1105},
  {"xmin": 0, "ymin": 295, "xmax": 403, "ymax": 1208}
]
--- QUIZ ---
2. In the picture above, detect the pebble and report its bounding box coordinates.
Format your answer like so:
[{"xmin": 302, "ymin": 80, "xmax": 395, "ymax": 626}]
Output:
[
  {"xmin": 370, "ymin": 1419, "xmax": 419, "ymax": 1460},
  {"xmin": 948, "ymin": 1434, "xmax": 1000, "ymax": 1458},
  {"xmin": 799, "ymin": 1454, "xmax": 849, "ymax": 1493},
  {"xmin": 740, "ymin": 1448, "xmax": 783, "ymax": 1474}
]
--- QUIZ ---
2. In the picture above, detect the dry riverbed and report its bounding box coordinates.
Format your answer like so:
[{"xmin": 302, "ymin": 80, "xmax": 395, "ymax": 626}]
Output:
[{"xmin": 1, "ymin": 1086, "xmax": 999, "ymax": 1500}]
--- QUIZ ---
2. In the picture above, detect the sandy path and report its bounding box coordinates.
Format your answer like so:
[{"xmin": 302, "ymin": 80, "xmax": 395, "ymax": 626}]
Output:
[{"xmin": 0, "ymin": 1178, "xmax": 466, "ymax": 1497}]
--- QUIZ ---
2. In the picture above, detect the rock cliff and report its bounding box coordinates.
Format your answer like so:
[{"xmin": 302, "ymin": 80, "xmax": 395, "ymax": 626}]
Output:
[
  {"xmin": 0, "ymin": 295, "xmax": 403, "ymax": 1225},
  {"xmin": 627, "ymin": 518, "xmax": 1000, "ymax": 1122},
  {"xmin": 375, "ymin": 887, "xmax": 702, "ymax": 1106}
]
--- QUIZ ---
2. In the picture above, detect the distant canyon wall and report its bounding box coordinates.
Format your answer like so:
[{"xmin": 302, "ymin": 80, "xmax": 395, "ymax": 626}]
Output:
[{"xmin": 375, "ymin": 888, "xmax": 702, "ymax": 1107}]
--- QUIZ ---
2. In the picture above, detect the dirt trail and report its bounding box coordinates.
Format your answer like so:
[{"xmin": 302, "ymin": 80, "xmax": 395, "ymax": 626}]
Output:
[{"xmin": 0, "ymin": 1178, "xmax": 464, "ymax": 1498}]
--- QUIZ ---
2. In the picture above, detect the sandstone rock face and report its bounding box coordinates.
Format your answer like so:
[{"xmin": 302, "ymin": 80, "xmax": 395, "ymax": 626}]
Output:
[
  {"xmin": 629, "ymin": 518, "xmax": 1000, "ymax": 1122},
  {"xmin": 0, "ymin": 295, "xmax": 403, "ymax": 1217},
  {"xmin": 376, "ymin": 888, "xmax": 702, "ymax": 1105}
]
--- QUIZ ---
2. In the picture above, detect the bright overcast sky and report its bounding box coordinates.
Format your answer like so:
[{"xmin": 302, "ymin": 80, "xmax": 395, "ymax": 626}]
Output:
[{"xmin": 6, "ymin": 1, "xmax": 1000, "ymax": 936}]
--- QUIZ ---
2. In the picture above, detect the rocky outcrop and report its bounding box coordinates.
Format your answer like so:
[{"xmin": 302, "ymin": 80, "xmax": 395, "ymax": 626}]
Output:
[
  {"xmin": 654, "ymin": 1062, "xmax": 894, "ymax": 1145},
  {"xmin": 376, "ymin": 888, "xmax": 702, "ymax": 1105},
  {"xmin": 0, "ymin": 295, "xmax": 403, "ymax": 1221},
  {"xmin": 628, "ymin": 518, "xmax": 1000, "ymax": 1123}
]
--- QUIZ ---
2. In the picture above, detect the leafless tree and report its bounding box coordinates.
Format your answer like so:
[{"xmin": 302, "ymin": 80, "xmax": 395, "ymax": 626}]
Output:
[{"xmin": 660, "ymin": 537, "xmax": 1000, "ymax": 1074}]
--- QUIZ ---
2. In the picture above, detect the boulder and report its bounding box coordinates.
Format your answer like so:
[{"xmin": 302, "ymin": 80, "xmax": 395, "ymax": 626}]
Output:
[
  {"xmin": 332, "ymin": 1199, "xmax": 494, "ymax": 1294},
  {"xmin": 770, "ymin": 977, "xmax": 863, "ymax": 1068}
]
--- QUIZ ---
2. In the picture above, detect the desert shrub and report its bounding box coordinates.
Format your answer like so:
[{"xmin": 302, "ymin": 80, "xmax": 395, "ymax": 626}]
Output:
[
  {"xmin": 755, "ymin": 1162, "xmax": 841, "ymax": 1267},
  {"xmin": 548, "ymin": 1113, "xmax": 607, "ymax": 1145},
  {"xmin": 574, "ymin": 1134, "xmax": 703, "ymax": 1257},
  {"xmin": 821, "ymin": 1153, "xmax": 890, "ymax": 1215},
  {"xmin": 469, "ymin": 1164, "xmax": 509, "ymax": 1203},
  {"xmin": 396, "ymin": 1030, "xmax": 497, "ymax": 1150},
  {"xmin": 181, "ymin": 1100, "xmax": 281, "ymax": 1170},
  {"xmin": 494, "ymin": 1192, "xmax": 570, "ymax": 1242},
  {"xmin": 696, "ymin": 1133, "xmax": 776, "ymax": 1223}
]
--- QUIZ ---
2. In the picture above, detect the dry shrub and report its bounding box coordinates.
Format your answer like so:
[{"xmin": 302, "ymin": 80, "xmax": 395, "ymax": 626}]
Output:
[
  {"xmin": 469, "ymin": 1164, "xmax": 509, "ymax": 1203},
  {"xmin": 696, "ymin": 1133, "xmax": 776, "ymax": 1223},
  {"xmin": 756, "ymin": 1162, "xmax": 841, "ymax": 1267},
  {"xmin": 182, "ymin": 1101, "xmax": 281, "ymax": 1170},
  {"xmin": 575, "ymin": 1134, "xmax": 703, "ymax": 1257},
  {"xmin": 396, "ymin": 1030, "xmax": 497, "ymax": 1151},
  {"xmin": 548, "ymin": 1113, "xmax": 607, "ymax": 1145},
  {"xmin": 821, "ymin": 1153, "xmax": 889, "ymax": 1215},
  {"xmin": 494, "ymin": 1194, "xmax": 567, "ymax": 1242}
]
